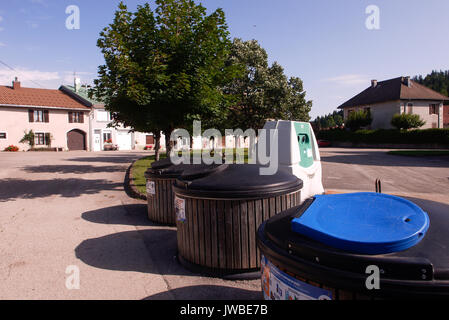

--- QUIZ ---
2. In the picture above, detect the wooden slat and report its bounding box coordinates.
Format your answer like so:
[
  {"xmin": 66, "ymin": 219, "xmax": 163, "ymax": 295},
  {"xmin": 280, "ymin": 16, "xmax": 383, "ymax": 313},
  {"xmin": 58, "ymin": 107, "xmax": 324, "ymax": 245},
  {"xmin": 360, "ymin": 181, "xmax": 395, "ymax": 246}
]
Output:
[
  {"xmin": 262, "ymin": 198, "xmax": 269, "ymax": 222},
  {"xmin": 217, "ymin": 200, "xmax": 226, "ymax": 269},
  {"xmin": 197, "ymin": 199, "xmax": 205, "ymax": 266},
  {"xmin": 240, "ymin": 200, "xmax": 249, "ymax": 269},
  {"xmin": 203, "ymin": 200, "xmax": 212, "ymax": 268},
  {"xmin": 247, "ymin": 200, "xmax": 256, "ymax": 268},
  {"xmin": 269, "ymin": 197, "xmax": 276, "ymax": 219},
  {"xmin": 254, "ymin": 199, "xmax": 263, "ymax": 267},
  {"xmin": 193, "ymin": 199, "xmax": 200, "ymax": 264},
  {"xmin": 187, "ymin": 198, "xmax": 194, "ymax": 263},
  {"xmin": 209, "ymin": 200, "xmax": 219, "ymax": 268},
  {"xmin": 225, "ymin": 201, "xmax": 234, "ymax": 269},
  {"xmin": 232, "ymin": 200, "xmax": 241, "ymax": 269}
]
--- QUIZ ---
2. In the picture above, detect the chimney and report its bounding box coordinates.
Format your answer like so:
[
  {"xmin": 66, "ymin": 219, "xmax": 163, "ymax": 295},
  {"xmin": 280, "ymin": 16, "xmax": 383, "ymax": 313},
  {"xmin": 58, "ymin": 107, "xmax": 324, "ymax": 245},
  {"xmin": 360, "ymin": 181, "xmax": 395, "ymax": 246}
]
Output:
[
  {"xmin": 74, "ymin": 77, "xmax": 81, "ymax": 93},
  {"xmin": 371, "ymin": 80, "xmax": 378, "ymax": 88},
  {"xmin": 404, "ymin": 76, "xmax": 411, "ymax": 88},
  {"xmin": 12, "ymin": 77, "xmax": 21, "ymax": 90}
]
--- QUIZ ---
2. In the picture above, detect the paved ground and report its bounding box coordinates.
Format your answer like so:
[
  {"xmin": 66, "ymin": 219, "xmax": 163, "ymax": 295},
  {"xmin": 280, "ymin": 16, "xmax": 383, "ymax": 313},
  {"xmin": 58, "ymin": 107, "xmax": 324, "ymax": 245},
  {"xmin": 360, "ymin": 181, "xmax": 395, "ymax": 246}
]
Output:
[
  {"xmin": 0, "ymin": 148, "xmax": 448, "ymax": 300},
  {"xmin": 320, "ymin": 148, "xmax": 449, "ymax": 204},
  {"xmin": 0, "ymin": 151, "xmax": 261, "ymax": 300}
]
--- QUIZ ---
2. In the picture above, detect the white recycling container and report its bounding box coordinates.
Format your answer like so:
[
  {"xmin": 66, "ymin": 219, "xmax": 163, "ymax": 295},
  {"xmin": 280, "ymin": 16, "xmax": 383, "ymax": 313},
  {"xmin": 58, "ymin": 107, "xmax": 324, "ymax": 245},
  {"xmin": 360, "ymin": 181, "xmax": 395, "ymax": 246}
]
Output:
[{"xmin": 258, "ymin": 120, "xmax": 324, "ymax": 202}]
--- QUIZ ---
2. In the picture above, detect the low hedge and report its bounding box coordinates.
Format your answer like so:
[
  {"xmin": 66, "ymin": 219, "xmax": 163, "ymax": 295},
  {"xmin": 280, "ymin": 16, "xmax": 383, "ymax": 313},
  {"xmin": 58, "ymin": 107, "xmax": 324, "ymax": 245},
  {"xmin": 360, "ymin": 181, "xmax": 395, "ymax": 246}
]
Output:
[{"xmin": 317, "ymin": 128, "xmax": 449, "ymax": 146}]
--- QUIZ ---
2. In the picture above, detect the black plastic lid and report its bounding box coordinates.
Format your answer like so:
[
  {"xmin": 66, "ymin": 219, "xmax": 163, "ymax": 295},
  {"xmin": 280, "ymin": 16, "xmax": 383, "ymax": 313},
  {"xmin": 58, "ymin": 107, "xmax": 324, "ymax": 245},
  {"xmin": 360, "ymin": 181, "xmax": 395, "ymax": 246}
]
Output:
[
  {"xmin": 145, "ymin": 158, "xmax": 193, "ymax": 179},
  {"xmin": 150, "ymin": 158, "xmax": 174, "ymax": 170},
  {"xmin": 174, "ymin": 164, "xmax": 303, "ymax": 199}
]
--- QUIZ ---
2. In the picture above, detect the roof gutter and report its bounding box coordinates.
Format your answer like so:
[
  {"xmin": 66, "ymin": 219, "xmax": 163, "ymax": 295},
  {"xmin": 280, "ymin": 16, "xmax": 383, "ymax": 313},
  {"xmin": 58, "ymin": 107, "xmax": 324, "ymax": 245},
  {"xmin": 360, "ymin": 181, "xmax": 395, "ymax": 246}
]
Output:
[{"xmin": 0, "ymin": 103, "xmax": 91, "ymax": 112}]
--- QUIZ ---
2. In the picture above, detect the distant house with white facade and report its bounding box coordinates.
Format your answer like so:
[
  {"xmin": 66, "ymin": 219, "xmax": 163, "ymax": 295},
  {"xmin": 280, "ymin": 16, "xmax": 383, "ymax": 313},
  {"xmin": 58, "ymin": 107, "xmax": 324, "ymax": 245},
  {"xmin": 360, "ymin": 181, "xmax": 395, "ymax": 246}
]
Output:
[
  {"xmin": 0, "ymin": 78, "xmax": 91, "ymax": 151},
  {"xmin": 338, "ymin": 76, "xmax": 449, "ymax": 129},
  {"xmin": 60, "ymin": 79, "xmax": 165, "ymax": 151}
]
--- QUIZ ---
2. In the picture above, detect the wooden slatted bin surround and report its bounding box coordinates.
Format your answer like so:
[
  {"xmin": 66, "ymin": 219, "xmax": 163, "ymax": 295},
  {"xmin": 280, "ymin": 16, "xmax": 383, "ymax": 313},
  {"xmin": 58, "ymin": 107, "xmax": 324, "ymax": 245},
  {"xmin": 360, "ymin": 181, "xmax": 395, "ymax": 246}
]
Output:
[
  {"xmin": 173, "ymin": 164, "xmax": 303, "ymax": 277},
  {"xmin": 144, "ymin": 159, "xmax": 195, "ymax": 226}
]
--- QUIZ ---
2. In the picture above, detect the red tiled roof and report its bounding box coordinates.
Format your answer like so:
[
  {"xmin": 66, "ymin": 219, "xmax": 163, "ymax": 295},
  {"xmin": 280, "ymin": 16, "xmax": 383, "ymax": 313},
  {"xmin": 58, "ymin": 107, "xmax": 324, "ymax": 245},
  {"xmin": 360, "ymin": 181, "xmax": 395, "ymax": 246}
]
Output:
[
  {"xmin": 338, "ymin": 77, "xmax": 449, "ymax": 109},
  {"xmin": 0, "ymin": 85, "xmax": 91, "ymax": 110}
]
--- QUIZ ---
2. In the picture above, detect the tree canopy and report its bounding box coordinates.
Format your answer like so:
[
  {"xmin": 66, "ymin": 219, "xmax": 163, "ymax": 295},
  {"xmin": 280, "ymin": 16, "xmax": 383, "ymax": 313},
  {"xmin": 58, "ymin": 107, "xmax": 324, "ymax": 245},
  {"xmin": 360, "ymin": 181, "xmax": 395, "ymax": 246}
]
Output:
[
  {"xmin": 413, "ymin": 70, "xmax": 449, "ymax": 96},
  {"xmin": 312, "ymin": 110, "xmax": 344, "ymax": 131},
  {"xmin": 224, "ymin": 38, "xmax": 312, "ymax": 130},
  {"xmin": 91, "ymin": 0, "xmax": 238, "ymax": 156}
]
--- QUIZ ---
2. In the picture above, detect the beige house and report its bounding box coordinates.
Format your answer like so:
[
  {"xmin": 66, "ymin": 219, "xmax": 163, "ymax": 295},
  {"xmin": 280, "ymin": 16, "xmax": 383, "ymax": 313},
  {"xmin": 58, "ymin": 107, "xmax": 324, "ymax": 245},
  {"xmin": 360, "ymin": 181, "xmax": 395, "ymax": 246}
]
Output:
[
  {"xmin": 0, "ymin": 78, "xmax": 91, "ymax": 151},
  {"xmin": 338, "ymin": 76, "xmax": 449, "ymax": 129}
]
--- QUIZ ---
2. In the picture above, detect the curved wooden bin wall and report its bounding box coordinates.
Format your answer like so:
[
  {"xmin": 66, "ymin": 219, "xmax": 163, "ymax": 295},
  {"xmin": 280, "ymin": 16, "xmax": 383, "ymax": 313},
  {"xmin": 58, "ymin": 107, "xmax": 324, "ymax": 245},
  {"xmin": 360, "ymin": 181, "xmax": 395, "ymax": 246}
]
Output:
[
  {"xmin": 175, "ymin": 191, "xmax": 301, "ymax": 274},
  {"xmin": 147, "ymin": 178, "xmax": 176, "ymax": 226}
]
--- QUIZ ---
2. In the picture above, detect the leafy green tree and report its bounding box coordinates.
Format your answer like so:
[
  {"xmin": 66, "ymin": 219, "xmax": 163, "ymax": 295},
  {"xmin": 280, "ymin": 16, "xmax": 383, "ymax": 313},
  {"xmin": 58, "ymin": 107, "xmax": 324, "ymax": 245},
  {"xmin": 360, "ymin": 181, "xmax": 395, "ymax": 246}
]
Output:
[
  {"xmin": 312, "ymin": 110, "xmax": 343, "ymax": 130},
  {"xmin": 92, "ymin": 0, "xmax": 237, "ymax": 158},
  {"xmin": 345, "ymin": 109, "xmax": 372, "ymax": 131},
  {"xmin": 413, "ymin": 70, "xmax": 449, "ymax": 96},
  {"xmin": 224, "ymin": 38, "xmax": 311, "ymax": 130},
  {"xmin": 391, "ymin": 113, "xmax": 426, "ymax": 130}
]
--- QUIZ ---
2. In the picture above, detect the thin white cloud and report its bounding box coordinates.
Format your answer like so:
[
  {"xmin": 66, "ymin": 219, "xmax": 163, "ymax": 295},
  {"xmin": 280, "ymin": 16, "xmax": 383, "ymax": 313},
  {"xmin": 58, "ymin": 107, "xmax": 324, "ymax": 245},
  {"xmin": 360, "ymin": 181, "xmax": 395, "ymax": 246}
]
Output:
[
  {"xmin": 324, "ymin": 74, "xmax": 370, "ymax": 86},
  {"xmin": 0, "ymin": 42, "xmax": 5, "ymax": 47},
  {"xmin": 0, "ymin": 67, "xmax": 60, "ymax": 86},
  {"xmin": 0, "ymin": 16, "xmax": 3, "ymax": 22}
]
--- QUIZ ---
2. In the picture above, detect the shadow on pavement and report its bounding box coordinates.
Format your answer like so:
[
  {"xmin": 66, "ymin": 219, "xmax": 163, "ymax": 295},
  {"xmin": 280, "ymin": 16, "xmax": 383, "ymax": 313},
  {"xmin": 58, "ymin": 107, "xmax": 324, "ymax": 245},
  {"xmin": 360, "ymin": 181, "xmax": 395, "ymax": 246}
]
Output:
[
  {"xmin": 143, "ymin": 285, "xmax": 262, "ymax": 300},
  {"xmin": 321, "ymin": 151, "xmax": 449, "ymax": 168},
  {"xmin": 82, "ymin": 204, "xmax": 154, "ymax": 227},
  {"xmin": 75, "ymin": 228, "xmax": 190, "ymax": 276},
  {"xmin": 0, "ymin": 178, "xmax": 123, "ymax": 202},
  {"xmin": 22, "ymin": 164, "xmax": 127, "ymax": 174},
  {"xmin": 66, "ymin": 155, "xmax": 143, "ymax": 164}
]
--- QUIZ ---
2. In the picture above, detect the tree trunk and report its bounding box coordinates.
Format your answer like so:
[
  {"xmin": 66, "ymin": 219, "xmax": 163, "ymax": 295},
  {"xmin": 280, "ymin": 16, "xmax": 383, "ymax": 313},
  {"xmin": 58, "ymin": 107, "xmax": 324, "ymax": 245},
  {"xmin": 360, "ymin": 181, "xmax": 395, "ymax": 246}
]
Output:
[
  {"xmin": 164, "ymin": 127, "xmax": 174, "ymax": 157},
  {"xmin": 154, "ymin": 131, "xmax": 161, "ymax": 161}
]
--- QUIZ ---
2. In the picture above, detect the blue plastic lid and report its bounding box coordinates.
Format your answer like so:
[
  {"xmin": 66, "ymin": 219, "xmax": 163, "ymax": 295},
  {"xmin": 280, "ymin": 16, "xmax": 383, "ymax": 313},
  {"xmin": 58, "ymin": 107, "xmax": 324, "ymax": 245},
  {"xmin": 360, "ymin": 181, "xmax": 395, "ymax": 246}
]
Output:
[{"xmin": 291, "ymin": 193, "xmax": 430, "ymax": 255}]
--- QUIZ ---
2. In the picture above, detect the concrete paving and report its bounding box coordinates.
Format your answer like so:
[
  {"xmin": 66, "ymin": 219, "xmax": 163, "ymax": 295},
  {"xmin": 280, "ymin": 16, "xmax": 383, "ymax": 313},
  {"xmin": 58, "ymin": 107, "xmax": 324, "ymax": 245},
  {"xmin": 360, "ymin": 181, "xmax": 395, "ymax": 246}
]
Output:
[
  {"xmin": 321, "ymin": 148, "xmax": 449, "ymax": 204},
  {"xmin": 0, "ymin": 148, "xmax": 448, "ymax": 299},
  {"xmin": 0, "ymin": 151, "xmax": 261, "ymax": 300}
]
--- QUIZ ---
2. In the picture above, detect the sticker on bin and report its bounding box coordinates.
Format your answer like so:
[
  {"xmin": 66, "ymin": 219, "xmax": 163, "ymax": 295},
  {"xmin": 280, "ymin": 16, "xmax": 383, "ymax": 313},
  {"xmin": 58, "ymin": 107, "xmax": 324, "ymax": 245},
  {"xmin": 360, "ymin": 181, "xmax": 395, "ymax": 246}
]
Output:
[
  {"xmin": 261, "ymin": 255, "xmax": 332, "ymax": 300},
  {"xmin": 146, "ymin": 181, "xmax": 155, "ymax": 195},
  {"xmin": 175, "ymin": 196, "xmax": 186, "ymax": 223}
]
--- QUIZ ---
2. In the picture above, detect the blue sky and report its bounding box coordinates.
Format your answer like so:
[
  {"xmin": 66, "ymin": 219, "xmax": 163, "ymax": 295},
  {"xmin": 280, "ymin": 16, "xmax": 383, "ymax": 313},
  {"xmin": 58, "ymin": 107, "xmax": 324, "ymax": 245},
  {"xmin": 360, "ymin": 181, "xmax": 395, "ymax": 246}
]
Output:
[{"xmin": 1, "ymin": 0, "xmax": 449, "ymax": 119}]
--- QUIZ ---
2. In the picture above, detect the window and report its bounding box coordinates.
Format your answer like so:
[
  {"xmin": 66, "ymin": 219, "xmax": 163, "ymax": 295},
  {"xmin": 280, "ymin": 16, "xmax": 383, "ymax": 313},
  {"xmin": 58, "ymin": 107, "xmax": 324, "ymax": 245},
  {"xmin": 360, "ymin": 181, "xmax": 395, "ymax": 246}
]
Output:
[
  {"xmin": 97, "ymin": 110, "xmax": 110, "ymax": 122},
  {"xmin": 429, "ymin": 104, "xmax": 439, "ymax": 115},
  {"xmin": 0, "ymin": 132, "xmax": 6, "ymax": 139},
  {"xmin": 103, "ymin": 132, "xmax": 112, "ymax": 143},
  {"xmin": 28, "ymin": 109, "xmax": 48, "ymax": 123},
  {"xmin": 34, "ymin": 110, "xmax": 44, "ymax": 122},
  {"xmin": 68, "ymin": 112, "xmax": 84, "ymax": 123},
  {"xmin": 35, "ymin": 133, "xmax": 49, "ymax": 146},
  {"xmin": 146, "ymin": 135, "xmax": 154, "ymax": 145}
]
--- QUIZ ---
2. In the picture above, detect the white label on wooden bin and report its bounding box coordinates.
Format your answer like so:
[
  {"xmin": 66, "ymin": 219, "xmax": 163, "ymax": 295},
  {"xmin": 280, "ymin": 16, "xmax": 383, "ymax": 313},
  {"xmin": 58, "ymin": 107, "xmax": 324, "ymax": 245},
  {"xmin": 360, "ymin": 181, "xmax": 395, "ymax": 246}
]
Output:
[
  {"xmin": 146, "ymin": 181, "xmax": 155, "ymax": 195},
  {"xmin": 175, "ymin": 196, "xmax": 186, "ymax": 223}
]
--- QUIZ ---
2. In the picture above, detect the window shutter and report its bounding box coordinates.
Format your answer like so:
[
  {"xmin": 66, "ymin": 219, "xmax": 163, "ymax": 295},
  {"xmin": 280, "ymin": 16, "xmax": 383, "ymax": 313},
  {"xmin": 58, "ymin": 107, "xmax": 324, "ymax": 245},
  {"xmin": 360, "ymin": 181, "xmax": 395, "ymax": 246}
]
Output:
[
  {"xmin": 45, "ymin": 133, "xmax": 51, "ymax": 146},
  {"xmin": 44, "ymin": 110, "xmax": 49, "ymax": 123},
  {"xmin": 68, "ymin": 112, "xmax": 73, "ymax": 123},
  {"xmin": 29, "ymin": 109, "xmax": 34, "ymax": 122},
  {"xmin": 80, "ymin": 112, "xmax": 84, "ymax": 123}
]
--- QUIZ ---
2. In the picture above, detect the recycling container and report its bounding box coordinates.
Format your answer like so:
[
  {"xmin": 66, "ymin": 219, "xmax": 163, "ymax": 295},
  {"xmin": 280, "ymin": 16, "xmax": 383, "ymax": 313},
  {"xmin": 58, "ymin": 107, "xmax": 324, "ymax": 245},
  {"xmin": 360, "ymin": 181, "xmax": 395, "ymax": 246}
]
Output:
[
  {"xmin": 173, "ymin": 164, "xmax": 303, "ymax": 277},
  {"xmin": 256, "ymin": 192, "xmax": 449, "ymax": 300},
  {"xmin": 144, "ymin": 158, "xmax": 194, "ymax": 225}
]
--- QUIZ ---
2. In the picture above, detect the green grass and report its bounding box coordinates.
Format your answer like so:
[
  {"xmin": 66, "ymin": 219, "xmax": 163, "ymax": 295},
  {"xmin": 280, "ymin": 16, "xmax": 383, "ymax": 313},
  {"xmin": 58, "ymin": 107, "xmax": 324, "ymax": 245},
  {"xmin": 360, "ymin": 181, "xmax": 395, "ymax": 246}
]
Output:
[
  {"xmin": 387, "ymin": 150, "xmax": 449, "ymax": 157},
  {"xmin": 131, "ymin": 149, "xmax": 250, "ymax": 195},
  {"xmin": 131, "ymin": 155, "xmax": 162, "ymax": 195}
]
